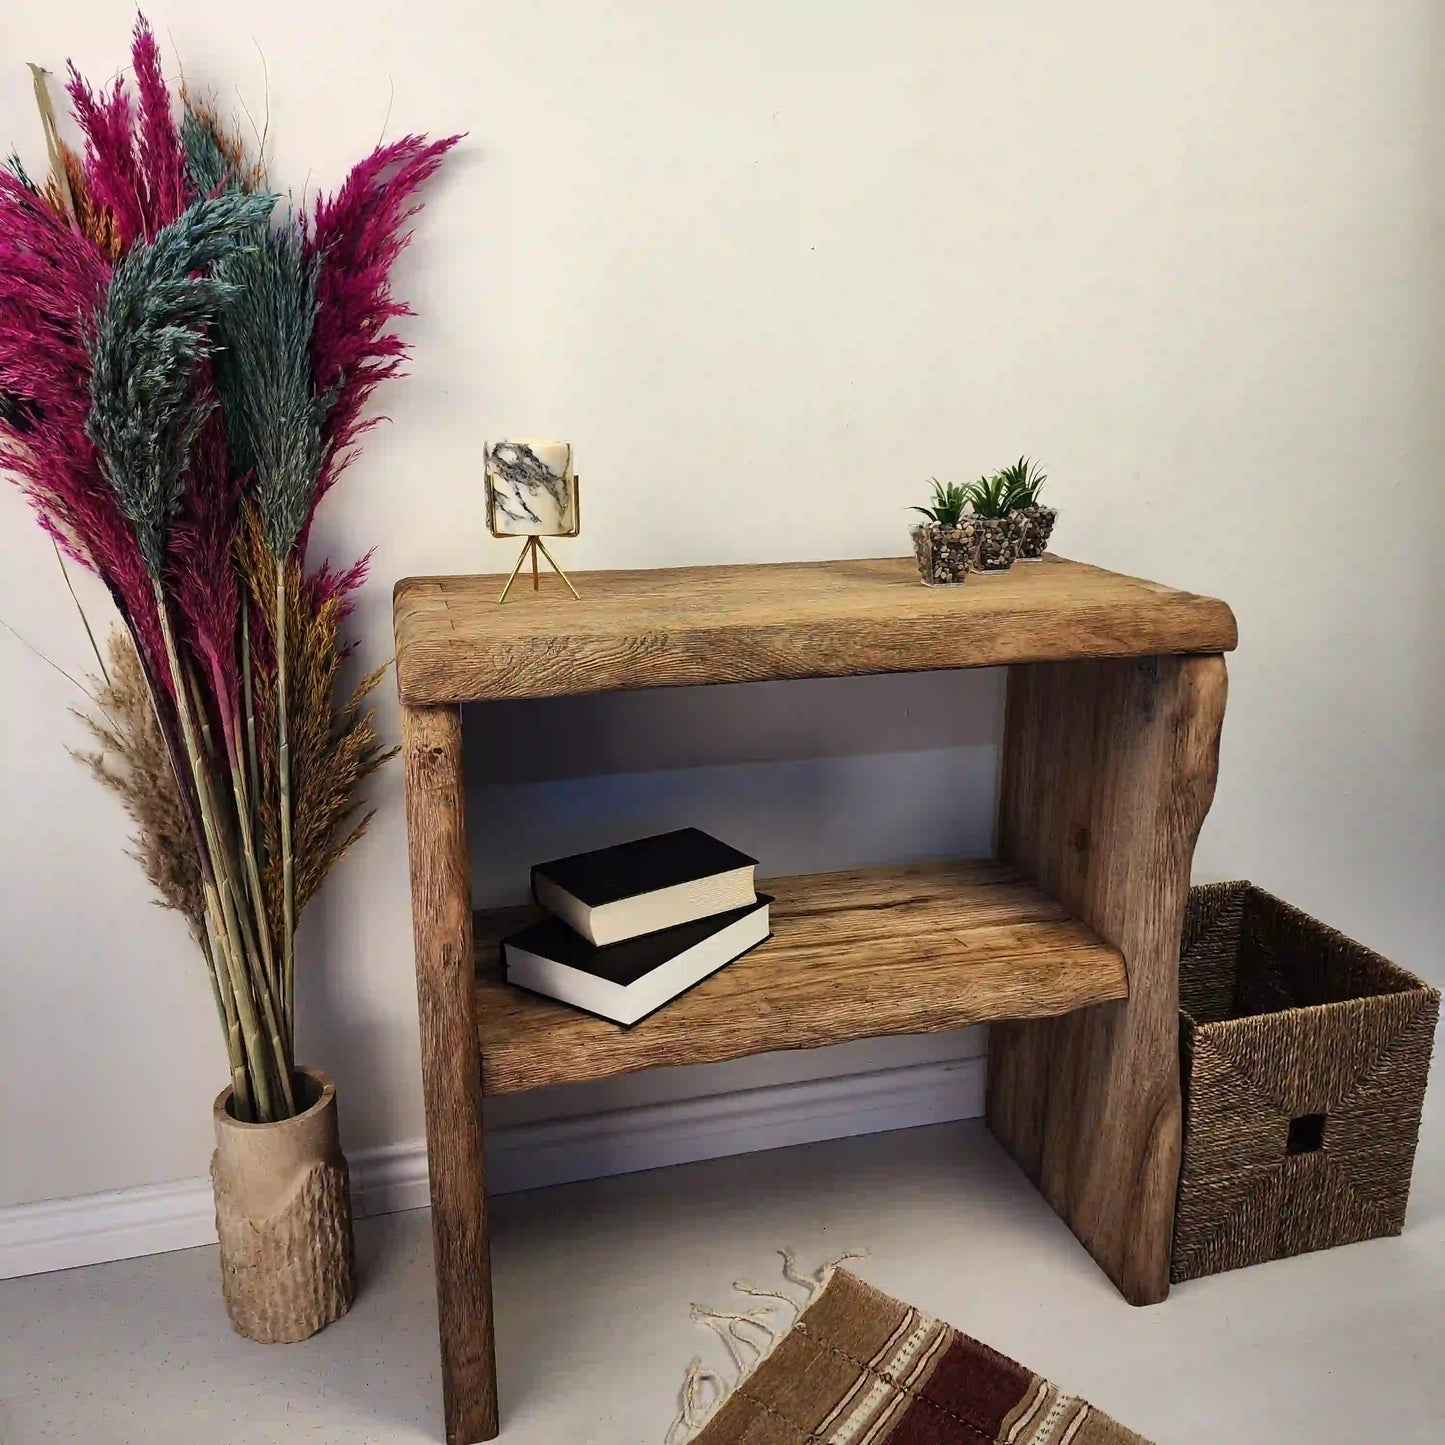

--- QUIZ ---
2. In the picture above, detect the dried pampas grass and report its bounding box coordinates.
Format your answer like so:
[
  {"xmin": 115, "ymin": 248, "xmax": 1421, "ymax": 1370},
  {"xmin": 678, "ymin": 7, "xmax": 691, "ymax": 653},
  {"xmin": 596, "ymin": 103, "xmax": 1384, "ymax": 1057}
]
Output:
[
  {"xmin": 239, "ymin": 509, "xmax": 396, "ymax": 941},
  {"xmin": 179, "ymin": 95, "xmax": 267, "ymax": 196},
  {"xmin": 5, "ymin": 17, "xmax": 452, "ymax": 1120},
  {"xmin": 44, "ymin": 142, "xmax": 123, "ymax": 260},
  {"xmin": 74, "ymin": 630, "xmax": 205, "ymax": 937}
]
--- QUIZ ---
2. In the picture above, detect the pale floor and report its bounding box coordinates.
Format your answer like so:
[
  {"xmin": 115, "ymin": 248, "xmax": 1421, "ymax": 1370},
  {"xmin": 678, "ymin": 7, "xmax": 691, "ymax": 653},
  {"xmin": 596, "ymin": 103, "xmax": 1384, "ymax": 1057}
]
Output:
[{"xmin": 3, "ymin": 1116, "xmax": 1443, "ymax": 1444}]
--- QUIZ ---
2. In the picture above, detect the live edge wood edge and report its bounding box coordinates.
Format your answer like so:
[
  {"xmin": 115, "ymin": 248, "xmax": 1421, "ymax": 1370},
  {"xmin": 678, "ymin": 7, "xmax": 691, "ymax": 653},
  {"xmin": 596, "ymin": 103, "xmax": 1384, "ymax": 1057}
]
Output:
[{"xmin": 986, "ymin": 653, "xmax": 1229, "ymax": 1306}]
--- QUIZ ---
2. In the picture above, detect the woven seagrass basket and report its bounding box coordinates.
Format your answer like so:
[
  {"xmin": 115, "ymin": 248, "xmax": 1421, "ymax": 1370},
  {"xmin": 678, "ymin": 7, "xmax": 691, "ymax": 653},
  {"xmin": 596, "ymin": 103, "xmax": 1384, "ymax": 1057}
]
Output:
[{"xmin": 1173, "ymin": 882, "xmax": 1439, "ymax": 1283}]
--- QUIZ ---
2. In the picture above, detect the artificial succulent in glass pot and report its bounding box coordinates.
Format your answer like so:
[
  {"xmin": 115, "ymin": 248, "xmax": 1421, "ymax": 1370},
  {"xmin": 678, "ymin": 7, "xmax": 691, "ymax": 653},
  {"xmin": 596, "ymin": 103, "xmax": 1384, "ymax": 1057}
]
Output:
[
  {"xmin": 963, "ymin": 471, "xmax": 1020, "ymax": 571},
  {"xmin": 999, "ymin": 456, "xmax": 1055, "ymax": 560},
  {"xmin": 910, "ymin": 479, "xmax": 981, "ymax": 585}
]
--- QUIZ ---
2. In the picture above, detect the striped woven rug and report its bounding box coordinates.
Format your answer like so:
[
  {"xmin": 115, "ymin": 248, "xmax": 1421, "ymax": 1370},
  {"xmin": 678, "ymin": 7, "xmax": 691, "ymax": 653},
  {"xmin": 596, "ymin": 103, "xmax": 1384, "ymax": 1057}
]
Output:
[{"xmin": 671, "ymin": 1262, "xmax": 1152, "ymax": 1445}]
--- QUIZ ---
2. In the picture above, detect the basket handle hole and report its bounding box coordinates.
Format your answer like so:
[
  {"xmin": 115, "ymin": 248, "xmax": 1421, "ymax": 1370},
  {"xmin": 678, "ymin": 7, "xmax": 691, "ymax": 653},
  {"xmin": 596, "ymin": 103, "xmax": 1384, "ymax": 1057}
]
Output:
[{"xmin": 1287, "ymin": 1113, "xmax": 1327, "ymax": 1155}]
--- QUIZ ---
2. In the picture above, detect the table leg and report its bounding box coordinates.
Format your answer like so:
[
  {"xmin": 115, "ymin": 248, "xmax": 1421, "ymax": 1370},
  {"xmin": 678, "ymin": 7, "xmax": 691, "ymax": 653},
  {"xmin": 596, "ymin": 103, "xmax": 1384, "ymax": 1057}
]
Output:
[
  {"xmin": 402, "ymin": 702, "xmax": 498, "ymax": 1442},
  {"xmin": 987, "ymin": 654, "xmax": 1228, "ymax": 1305}
]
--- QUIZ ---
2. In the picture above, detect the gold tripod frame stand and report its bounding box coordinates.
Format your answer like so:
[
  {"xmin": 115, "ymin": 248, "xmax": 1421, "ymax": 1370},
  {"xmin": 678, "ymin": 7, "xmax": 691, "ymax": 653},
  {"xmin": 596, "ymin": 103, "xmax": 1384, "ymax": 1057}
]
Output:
[
  {"xmin": 496, "ymin": 534, "xmax": 581, "ymax": 605},
  {"xmin": 485, "ymin": 455, "xmax": 582, "ymax": 604}
]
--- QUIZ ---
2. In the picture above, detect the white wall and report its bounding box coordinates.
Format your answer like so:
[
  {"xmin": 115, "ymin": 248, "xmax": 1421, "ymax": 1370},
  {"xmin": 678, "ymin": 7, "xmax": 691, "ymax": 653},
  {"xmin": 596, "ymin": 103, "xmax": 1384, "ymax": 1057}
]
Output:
[{"xmin": 2, "ymin": 0, "xmax": 1441, "ymax": 1207}]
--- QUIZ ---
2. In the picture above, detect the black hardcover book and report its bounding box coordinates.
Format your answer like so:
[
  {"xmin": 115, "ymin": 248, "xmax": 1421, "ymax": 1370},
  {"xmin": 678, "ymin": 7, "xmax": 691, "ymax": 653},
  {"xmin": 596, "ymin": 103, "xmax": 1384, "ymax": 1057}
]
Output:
[
  {"xmin": 503, "ymin": 895, "xmax": 772, "ymax": 1026},
  {"xmin": 531, "ymin": 827, "xmax": 758, "ymax": 945}
]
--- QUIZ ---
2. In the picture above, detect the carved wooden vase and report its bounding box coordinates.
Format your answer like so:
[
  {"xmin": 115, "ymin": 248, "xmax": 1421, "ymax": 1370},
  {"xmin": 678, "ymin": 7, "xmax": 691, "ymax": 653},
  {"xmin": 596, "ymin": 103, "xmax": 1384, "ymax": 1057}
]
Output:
[{"xmin": 211, "ymin": 1066, "xmax": 356, "ymax": 1343}]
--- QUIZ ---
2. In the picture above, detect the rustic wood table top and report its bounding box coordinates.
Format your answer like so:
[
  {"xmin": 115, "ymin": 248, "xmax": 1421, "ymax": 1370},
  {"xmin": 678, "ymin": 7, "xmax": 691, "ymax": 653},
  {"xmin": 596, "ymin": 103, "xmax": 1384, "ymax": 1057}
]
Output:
[{"xmin": 392, "ymin": 554, "xmax": 1237, "ymax": 703}]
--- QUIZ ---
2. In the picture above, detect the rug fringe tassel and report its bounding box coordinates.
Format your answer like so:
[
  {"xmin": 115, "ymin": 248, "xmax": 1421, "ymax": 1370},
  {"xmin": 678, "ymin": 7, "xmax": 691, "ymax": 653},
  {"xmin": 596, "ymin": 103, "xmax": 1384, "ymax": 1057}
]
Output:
[
  {"xmin": 732, "ymin": 1279, "xmax": 803, "ymax": 1322},
  {"xmin": 664, "ymin": 1248, "xmax": 867, "ymax": 1443},
  {"xmin": 664, "ymin": 1358, "xmax": 728, "ymax": 1445},
  {"xmin": 690, "ymin": 1305, "xmax": 777, "ymax": 1371}
]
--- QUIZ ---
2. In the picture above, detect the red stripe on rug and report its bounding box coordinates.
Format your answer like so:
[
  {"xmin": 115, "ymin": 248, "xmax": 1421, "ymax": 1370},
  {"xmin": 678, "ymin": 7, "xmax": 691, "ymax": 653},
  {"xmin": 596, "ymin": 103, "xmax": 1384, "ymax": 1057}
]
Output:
[{"xmin": 885, "ymin": 1334, "xmax": 1036, "ymax": 1443}]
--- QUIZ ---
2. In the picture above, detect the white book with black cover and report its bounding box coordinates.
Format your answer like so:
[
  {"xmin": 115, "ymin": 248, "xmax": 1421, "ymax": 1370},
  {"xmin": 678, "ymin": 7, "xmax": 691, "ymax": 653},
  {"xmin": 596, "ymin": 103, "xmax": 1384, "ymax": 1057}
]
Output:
[
  {"xmin": 503, "ymin": 895, "xmax": 772, "ymax": 1026},
  {"xmin": 531, "ymin": 828, "xmax": 758, "ymax": 946}
]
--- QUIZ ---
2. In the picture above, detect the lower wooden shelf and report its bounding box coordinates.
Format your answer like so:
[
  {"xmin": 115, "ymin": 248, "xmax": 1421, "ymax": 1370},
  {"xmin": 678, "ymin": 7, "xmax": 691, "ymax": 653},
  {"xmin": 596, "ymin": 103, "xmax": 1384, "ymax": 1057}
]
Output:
[{"xmin": 472, "ymin": 859, "xmax": 1127, "ymax": 1096}]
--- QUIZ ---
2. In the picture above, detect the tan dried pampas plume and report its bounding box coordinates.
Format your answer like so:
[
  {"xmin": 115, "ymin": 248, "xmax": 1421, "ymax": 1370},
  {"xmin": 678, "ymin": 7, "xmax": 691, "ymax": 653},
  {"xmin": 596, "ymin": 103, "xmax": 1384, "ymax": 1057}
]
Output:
[
  {"xmin": 74, "ymin": 630, "xmax": 206, "ymax": 936},
  {"xmin": 45, "ymin": 143, "xmax": 122, "ymax": 261},
  {"xmin": 238, "ymin": 508, "xmax": 396, "ymax": 952}
]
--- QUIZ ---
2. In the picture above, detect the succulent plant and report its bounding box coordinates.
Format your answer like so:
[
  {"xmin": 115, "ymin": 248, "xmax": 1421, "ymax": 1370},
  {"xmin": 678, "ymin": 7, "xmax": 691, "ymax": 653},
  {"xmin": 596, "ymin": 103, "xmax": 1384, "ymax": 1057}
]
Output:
[
  {"xmin": 997, "ymin": 455, "xmax": 1048, "ymax": 510},
  {"xmin": 911, "ymin": 477, "xmax": 970, "ymax": 527},
  {"xmin": 964, "ymin": 471, "xmax": 1015, "ymax": 520}
]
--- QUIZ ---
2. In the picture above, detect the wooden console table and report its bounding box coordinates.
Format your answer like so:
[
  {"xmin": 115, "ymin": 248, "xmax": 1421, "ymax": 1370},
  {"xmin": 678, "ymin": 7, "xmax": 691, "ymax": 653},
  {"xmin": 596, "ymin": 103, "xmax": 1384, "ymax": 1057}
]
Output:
[{"xmin": 394, "ymin": 555, "xmax": 1236, "ymax": 1444}]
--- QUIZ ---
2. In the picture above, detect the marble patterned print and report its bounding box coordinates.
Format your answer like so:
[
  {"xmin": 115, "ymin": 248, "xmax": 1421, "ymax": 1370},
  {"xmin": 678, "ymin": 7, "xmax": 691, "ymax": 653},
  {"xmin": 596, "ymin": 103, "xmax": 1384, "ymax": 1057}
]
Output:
[{"xmin": 485, "ymin": 440, "xmax": 576, "ymax": 535}]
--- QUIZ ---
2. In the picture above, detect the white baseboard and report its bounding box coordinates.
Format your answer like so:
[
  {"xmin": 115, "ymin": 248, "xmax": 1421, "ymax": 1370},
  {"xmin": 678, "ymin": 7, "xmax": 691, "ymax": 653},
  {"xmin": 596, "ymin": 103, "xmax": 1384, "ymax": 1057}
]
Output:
[
  {"xmin": 0, "ymin": 1055, "xmax": 984, "ymax": 1280},
  {"xmin": 0, "ymin": 1178, "xmax": 225, "ymax": 1282}
]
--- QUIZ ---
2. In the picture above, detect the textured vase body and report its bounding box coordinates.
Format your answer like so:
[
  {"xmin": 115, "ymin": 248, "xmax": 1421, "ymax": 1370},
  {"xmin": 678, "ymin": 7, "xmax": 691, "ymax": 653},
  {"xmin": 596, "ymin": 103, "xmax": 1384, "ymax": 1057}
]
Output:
[{"xmin": 211, "ymin": 1067, "xmax": 356, "ymax": 1343}]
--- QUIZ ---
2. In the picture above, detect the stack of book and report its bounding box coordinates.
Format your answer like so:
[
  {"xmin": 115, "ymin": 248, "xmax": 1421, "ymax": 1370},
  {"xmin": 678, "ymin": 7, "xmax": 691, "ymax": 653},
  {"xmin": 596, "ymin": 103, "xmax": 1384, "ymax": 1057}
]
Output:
[{"xmin": 501, "ymin": 828, "xmax": 772, "ymax": 1026}]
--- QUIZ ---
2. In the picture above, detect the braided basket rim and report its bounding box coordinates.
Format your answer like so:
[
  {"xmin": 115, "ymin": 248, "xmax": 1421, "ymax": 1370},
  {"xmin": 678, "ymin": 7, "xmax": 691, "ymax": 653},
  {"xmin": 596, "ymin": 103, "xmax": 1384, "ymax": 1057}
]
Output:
[{"xmin": 1180, "ymin": 879, "xmax": 1439, "ymax": 1037}]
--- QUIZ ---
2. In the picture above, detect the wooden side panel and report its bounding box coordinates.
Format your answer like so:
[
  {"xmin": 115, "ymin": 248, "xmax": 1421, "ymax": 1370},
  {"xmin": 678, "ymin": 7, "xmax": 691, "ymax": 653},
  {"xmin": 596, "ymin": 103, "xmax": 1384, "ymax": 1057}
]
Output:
[
  {"xmin": 987, "ymin": 654, "xmax": 1228, "ymax": 1306},
  {"xmin": 401, "ymin": 703, "xmax": 498, "ymax": 1443}
]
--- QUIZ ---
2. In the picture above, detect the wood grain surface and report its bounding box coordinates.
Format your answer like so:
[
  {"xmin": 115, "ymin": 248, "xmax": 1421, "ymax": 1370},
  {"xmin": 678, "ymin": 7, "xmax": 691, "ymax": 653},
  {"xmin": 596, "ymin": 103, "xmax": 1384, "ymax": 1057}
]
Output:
[
  {"xmin": 401, "ymin": 703, "xmax": 498, "ymax": 1443},
  {"xmin": 394, "ymin": 555, "xmax": 1238, "ymax": 704},
  {"xmin": 986, "ymin": 655, "xmax": 1228, "ymax": 1307},
  {"xmin": 472, "ymin": 860, "xmax": 1127, "ymax": 1096}
]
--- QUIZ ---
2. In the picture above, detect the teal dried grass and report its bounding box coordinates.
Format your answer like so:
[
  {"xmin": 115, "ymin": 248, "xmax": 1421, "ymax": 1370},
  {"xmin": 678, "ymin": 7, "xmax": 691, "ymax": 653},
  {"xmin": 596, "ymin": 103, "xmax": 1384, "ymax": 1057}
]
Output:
[
  {"xmin": 5, "ymin": 152, "xmax": 38, "ymax": 190},
  {"xmin": 210, "ymin": 217, "xmax": 336, "ymax": 1034},
  {"xmin": 213, "ymin": 220, "xmax": 331, "ymax": 558},
  {"xmin": 179, "ymin": 101, "xmax": 260, "ymax": 200},
  {"xmin": 86, "ymin": 190, "xmax": 276, "ymax": 573},
  {"xmin": 180, "ymin": 108, "xmax": 234, "ymax": 197}
]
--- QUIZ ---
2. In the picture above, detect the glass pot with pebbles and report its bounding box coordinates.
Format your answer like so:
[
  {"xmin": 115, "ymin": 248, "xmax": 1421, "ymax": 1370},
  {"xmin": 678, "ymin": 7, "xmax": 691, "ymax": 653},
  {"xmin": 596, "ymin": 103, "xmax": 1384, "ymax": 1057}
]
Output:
[
  {"xmin": 963, "ymin": 471, "xmax": 1021, "ymax": 571},
  {"xmin": 997, "ymin": 456, "xmax": 1055, "ymax": 561},
  {"xmin": 910, "ymin": 479, "xmax": 982, "ymax": 585}
]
